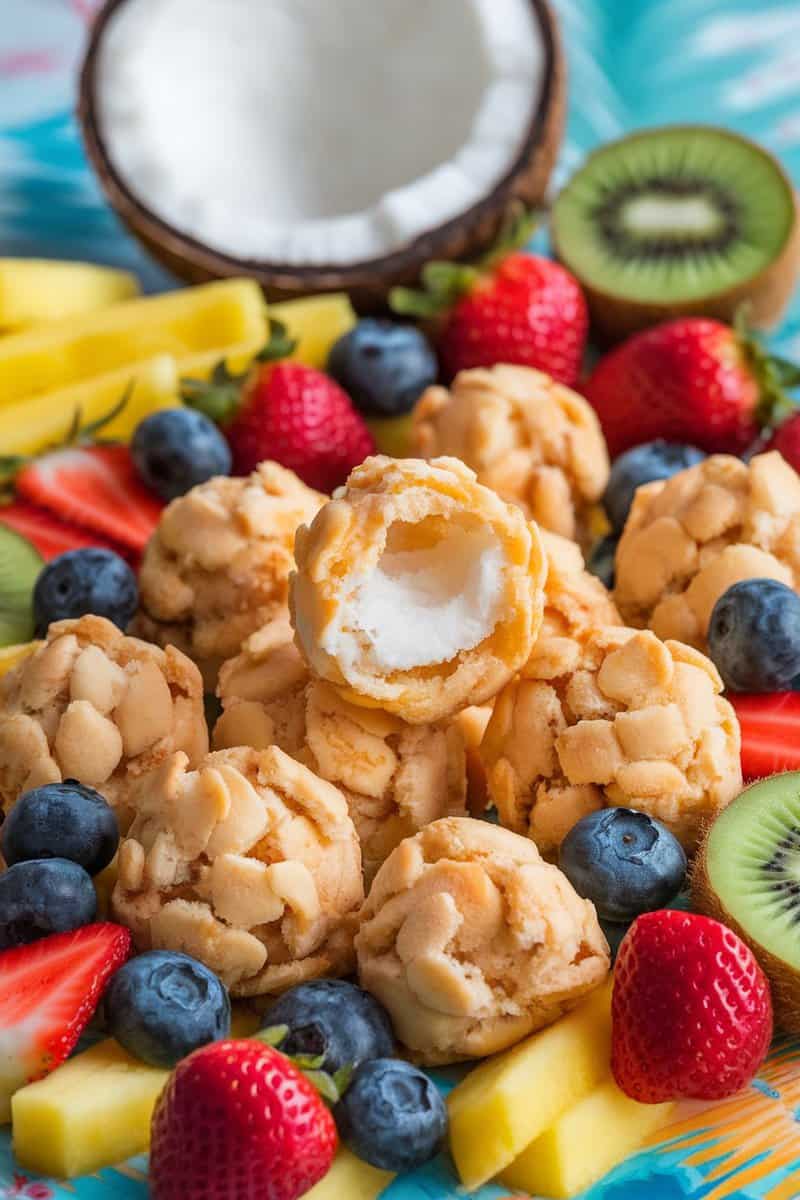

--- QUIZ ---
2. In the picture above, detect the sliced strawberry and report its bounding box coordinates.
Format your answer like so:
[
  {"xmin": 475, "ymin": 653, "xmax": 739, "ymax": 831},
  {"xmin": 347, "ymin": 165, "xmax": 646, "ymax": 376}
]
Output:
[
  {"xmin": 0, "ymin": 500, "xmax": 122, "ymax": 561},
  {"xmin": 15, "ymin": 445, "xmax": 163, "ymax": 553},
  {"xmin": 729, "ymin": 692, "xmax": 800, "ymax": 780},
  {"xmin": 0, "ymin": 923, "xmax": 131, "ymax": 1119}
]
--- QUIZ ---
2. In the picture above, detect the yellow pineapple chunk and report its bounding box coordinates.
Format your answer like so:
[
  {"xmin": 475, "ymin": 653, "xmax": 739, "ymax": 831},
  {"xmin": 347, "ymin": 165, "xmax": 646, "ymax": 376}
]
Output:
[
  {"xmin": 0, "ymin": 259, "xmax": 139, "ymax": 331},
  {"xmin": 0, "ymin": 355, "xmax": 180, "ymax": 456},
  {"xmin": 271, "ymin": 293, "xmax": 356, "ymax": 368},
  {"xmin": 0, "ymin": 279, "xmax": 266, "ymax": 406},
  {"xmin": 447, "ymin": 982, "xmax": 612, "ymax": 1191},
  {"xmin": 180, "ymin": 292, "xmax": 358, "ymax": 383},
  {"xmin": 365, "ymin": 413, "xmax": 414, "ymax": 458},
  {"xmin": 305, "ymin": 1148, "xmax": 394, "ymax": 1200},
  {"xmin": 0, "ymin": 642, "xmax": 39, "ymax": 679},
  {"xmin": 11, "ymin": 1039, "xmax": 168, "ymax": 1178},
  {"xmin": 500, "ymin": 1078, "xmax": 675, "ymax": 1198}
]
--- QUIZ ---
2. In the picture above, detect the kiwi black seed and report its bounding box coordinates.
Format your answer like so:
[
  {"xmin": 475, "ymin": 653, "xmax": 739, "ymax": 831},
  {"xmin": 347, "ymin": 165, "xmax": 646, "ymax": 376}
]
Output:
[
  {"xmin": 552, "ymin": 125, "xmax": 800, "ymax": 339},
  {"xmin": 693, "ymin": 771, "xmax": 800, "ymax": 1033},
  {"xmin": 0, "ymin": 525, "xmax": 43, "ymax": 648}
]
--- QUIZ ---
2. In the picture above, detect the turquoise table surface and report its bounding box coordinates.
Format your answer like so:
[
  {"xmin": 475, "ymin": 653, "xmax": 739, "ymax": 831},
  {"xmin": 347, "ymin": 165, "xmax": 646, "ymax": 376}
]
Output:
[{"xmin": 3, "ymin": 2, "xmax": 800, "ymax": 1197}]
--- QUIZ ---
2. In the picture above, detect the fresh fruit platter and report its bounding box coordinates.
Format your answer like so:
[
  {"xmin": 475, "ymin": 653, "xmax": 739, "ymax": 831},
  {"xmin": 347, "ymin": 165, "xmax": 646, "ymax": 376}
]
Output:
[{"xmin": 5, "ymin": 2, "xmax": 800, "ymax": 1199}]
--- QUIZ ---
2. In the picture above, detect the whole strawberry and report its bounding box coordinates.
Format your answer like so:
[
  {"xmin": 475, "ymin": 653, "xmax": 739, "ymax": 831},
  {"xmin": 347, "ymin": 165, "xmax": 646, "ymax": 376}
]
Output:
[
  {"xmin": 150, "ymin": 1039, "xmax": 338, "ymax": 1200},
  {"xmin": 391, "ymin": 217, "xmax": 588, "ymax": 386},
  {"xmin": 584, "ymin": 317, "xmax": 796, "ymax": 458},
  {"xmin": 182, "ymin": 320, "xmax": 375, "ymax": 492},
  {"xmin": 612, "ymin": 910, "xmax": 772, "ymax": 1104},
  {"xmin": 227, "ymin": 362, "xmax": 375, "ymax": 490}
]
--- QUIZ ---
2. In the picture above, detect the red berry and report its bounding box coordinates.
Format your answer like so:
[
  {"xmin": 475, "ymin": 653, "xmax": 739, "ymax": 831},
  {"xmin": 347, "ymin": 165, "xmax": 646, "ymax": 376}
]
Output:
[
  {"xmin": 225, "ymin": 362, "xmax": 375, "ymax": 492},
  {"xmin": 767, "ymin": 411, "xmax": 800, "ymax": 472},
  {"xmin": 437, "ymin": 253, "xmax": 588, "ymax": 386},
  {"xmin": 0, "ymin": 924, "xmax": 131, "ymax": 1112},
  {"xmin": 583, "ymin": 318, "xmax": 793, "ymax": 458},
  {"xmin": 14, "ymin": 445, "xmax": 162, "ymax": 554},
  {"xmin": 612, "ymin": 910, "xmax": 772, "ymax": 1103},
  {"xmin": 150, "ymin": 1039, "xmax": 337, "ymax": 1200},
  {"xmin": 728, "ymin": 691, "xmax": 800, "ymax": 781}
]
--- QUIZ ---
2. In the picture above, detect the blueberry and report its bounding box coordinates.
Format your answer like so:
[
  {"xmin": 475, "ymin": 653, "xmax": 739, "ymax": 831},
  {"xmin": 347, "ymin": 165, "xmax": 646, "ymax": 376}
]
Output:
[
  {"xmin": 104, "ymin": 950, "xmax": 231, "ymax": 1068},
  {"xmin": 559, "ymin": 808, "xmax": 687, "ymax": 924},
  {"xmin": 709, "ymin": 578, "xmax": 800, "ymax": 693},
  {"xmin": 333, "ymin": 1059, "xmax": 447, "ymax": 1172},
  {"xmin": 586, "ymin": 534, "xmax": 618, "ymax": 590},
  {"xmin": 0, "ymin": 858, "xmax": 97, "ymax": 948},
  {"xmin": 327, "ymin": 319, "xmax": 438, "ymax": 417},
  {"xmin": 2, "ymin": 781, "xmax": 118, "ymax": 876},
  {"xmin": 604, "ymin": 441, "xmax": 706, "ymax": 534},
  {"xmin": 132, "ymin": 409, "xmax": 232, "ymax": 501},
  {"xmin": 33, "ymin": 548, "xmax": 137, "ymax": 636},
  {"xmin": 260, "ymin": 979, "xmax": 394, "ymax": 1074}
]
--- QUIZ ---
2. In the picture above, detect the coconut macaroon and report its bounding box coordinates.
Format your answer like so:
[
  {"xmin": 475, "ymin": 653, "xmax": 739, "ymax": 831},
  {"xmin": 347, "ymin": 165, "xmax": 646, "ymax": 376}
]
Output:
[
  {"xmin": 133, "ymin": 461, "xmax": 325, "ymax": 687},
  {"xmin": 614, "ymin": 451, "xmax": 800, "ymax": 650},
  {"xmin": 111, "ymin": 745, "xmax": 363, "ymax": 996},
  {"xmin": 532, "ymin": 530, "xmax": 622, "ymax": 676},
  {"xmin": 355, "ymin": 817, "xmax": 609, "ymax": 1065},
  {"xmin": 480, "ymin": 626, "xmax": 742, "ymax": 857},
  {"xmin": 412, "ymin": 366, "xmax": 609, "ymax": 545},
  {"xmin": 290, "ymin": 455, "xmax": 547, "ymax": 724},
  {"xmin": 0, "ymin": 615, "xmax": 207, "ymax": 829},
  {"xmin": 457, "ymin": 532, "xmax": 621, "ymax": 815},
  {"xmin": 214, "ymin": 616, "xmax": 467, "ymax": 882}
]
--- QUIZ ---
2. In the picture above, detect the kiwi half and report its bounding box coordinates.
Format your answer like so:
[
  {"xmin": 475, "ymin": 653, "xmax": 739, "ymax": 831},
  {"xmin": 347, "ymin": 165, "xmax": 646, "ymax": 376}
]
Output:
[
  {"xmin": 552, "ymin": 126, "xmax": 800, "ymax": 339},
  {"xmin": 0, "ymin": 525, "xmax": 43, "ymax": 647},
  {"xmin": 693, "ymin": 772, "xmax": 800, "ymax": 1033}
]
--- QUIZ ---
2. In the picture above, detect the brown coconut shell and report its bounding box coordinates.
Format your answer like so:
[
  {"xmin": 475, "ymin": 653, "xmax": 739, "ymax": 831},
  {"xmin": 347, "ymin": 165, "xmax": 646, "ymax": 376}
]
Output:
[
  {"xmin": 692, "ymin": 824, "xmax": 800, "ymax": 1035},
  {"xmin": 552, "ymin": 128, "xmax": 800, "ymax": 342},
  {"xmin": 78, "ymin": 0, "xmax": 566, "ymax": 311}
]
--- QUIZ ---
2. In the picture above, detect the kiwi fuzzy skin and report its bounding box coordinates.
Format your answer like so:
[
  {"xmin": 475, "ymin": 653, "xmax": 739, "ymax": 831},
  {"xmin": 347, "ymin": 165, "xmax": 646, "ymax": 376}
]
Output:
[{"xmin": 692, "ymin": 829, "xmax": 800, "ymax": 1035}]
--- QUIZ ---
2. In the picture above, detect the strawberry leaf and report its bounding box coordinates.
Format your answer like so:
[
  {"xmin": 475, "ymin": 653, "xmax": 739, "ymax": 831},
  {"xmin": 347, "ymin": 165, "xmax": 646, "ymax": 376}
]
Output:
[
  {"xmin": 332, "ymin": 1064, "xmax": 353, "ymax": 1096},
  {"xmin": 302, "ymin": 1068, "xmax": 343, "ymax": 1106},
  {"xmin": 390, "ymin": 262, "xmax": 479, "ymax": 319},
  {"xmin": 78, "ymin": 384, "xmax": 132, "ymax": 441},
  {"xmin": 734, "ymin": 308, "xmax": 800, "ymax": 429},
  {"xmin": 252, "ymin": 1025, "xmax": 289, "ymax": 1049},
  {"xmin": 181, "ymin": 357, "xmax": 250, "ymax": 423},
  {"xmin": 256, "ymin": 318, "xmax": 298, "ymax": 363},
  {"xmin": 390, "ymin": 205, "xmax": 541, "ymax": 319},
  {"xmin": 478, "ymin": 204, "xmax": 542, "ymax": 271}
]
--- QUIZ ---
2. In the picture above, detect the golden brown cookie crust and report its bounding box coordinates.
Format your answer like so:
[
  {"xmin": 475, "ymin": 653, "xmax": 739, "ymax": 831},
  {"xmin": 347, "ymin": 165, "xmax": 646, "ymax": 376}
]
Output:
[
  {"xmin": 0, "ymin": 614, "xmax": 207, "ymax": 828},
  {"xmin": 614, "ymin": 451, "xmax": 800, "ymax": 649},
  {"xmin": 214, "ymin": 618, "xmax": 467, "ymax": 882},
  {"xmin": 533, "ymin": 530, "xmax": 622, "ymax": 677},
  {"xmin": 111, "ymin": 744, "xmax": 363, "ymax": 996},
  {"xmin": 355, "ymin": 817, "xmax": 609, "ymax": 1065},
  {"xmin": 133, "ymin": 461, "xmax": 325, "ymax": 687},
  {"xmin": 412, "ymin": 365, "xmax": 609, "ymax": 544},
  {"xmin": 480, "ymin": 626, "xmax": 742, "ymax": 855},
  {"xmin": 290, "ymin": 455, "xmax": 547, "ymax": 724}
]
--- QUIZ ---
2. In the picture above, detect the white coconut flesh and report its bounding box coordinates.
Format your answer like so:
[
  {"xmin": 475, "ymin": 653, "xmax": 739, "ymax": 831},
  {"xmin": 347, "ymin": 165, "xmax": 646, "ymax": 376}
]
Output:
[
  {"xmin": 323, "ymin": 518, "xmax": 507, "ymax": 674},
  {"xmin": 94, "ymin": 0, "xmax": 544, "ymax": 266}
]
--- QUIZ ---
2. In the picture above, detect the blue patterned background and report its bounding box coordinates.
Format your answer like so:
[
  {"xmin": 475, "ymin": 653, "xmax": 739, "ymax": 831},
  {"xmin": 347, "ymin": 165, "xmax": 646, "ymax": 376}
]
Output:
[{"xmin": 3, "ymin": 1, "xmax": 800, "ymax": 1196}]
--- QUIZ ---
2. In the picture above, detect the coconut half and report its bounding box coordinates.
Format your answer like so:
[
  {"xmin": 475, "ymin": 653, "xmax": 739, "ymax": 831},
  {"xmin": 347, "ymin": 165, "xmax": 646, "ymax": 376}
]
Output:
[{"xmin": 79, "ymin": 0, "xmax": 564, "ymax": 305}]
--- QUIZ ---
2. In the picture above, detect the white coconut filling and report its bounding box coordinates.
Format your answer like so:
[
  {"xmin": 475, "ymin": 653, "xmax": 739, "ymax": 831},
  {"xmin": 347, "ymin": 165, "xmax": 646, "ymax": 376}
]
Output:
[
  {"xmin": 324, "ymin": 523, "xmax": 507, "ymax": 674},
  {"xmin": 94, "ymin": 0, "xmax": 543, "ymax": 265}
]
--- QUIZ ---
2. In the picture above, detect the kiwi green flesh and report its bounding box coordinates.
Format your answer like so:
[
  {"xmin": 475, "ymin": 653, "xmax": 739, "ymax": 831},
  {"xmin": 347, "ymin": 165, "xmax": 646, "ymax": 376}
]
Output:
[
  {"xmin": 695, "ymin": 772, "xmax": 800, "ymax": 969},
  {"xmin": 553, "ymin": 126, "xmax": 796, "ymax": 303},
  {"xmin": 0, "ymin": 526, "xmax": 43, "ymax": 647}
]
